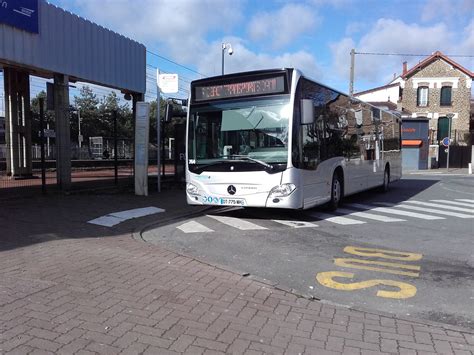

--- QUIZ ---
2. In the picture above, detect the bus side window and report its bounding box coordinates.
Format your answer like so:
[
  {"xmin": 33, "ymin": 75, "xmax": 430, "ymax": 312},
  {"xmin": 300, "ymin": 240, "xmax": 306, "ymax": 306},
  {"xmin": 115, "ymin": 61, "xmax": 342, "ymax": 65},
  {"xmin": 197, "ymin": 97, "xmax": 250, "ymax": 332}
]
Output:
[
  {"xmin": 302, "ymin": 123, "xmax": 320, "ymax": 169},
  {"xmin": 341, "ymin": 106, "xmax": 361, "ymax": 160}
]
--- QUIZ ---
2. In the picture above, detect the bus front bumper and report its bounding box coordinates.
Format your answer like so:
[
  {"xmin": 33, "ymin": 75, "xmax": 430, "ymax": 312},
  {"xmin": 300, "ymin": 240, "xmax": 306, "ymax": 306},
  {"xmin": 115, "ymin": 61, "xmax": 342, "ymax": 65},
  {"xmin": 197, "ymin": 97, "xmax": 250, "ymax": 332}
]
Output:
[{"xmin": 186, "ymin": 182, "xmax": 301, "ymax": 209}]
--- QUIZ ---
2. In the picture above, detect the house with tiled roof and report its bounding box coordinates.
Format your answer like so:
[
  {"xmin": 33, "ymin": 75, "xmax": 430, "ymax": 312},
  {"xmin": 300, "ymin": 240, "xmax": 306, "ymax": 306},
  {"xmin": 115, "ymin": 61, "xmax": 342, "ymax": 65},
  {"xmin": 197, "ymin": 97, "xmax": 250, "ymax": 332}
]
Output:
[{"xmin": 355, "ymin": 51, "xmax": 473, "ymax": 169}]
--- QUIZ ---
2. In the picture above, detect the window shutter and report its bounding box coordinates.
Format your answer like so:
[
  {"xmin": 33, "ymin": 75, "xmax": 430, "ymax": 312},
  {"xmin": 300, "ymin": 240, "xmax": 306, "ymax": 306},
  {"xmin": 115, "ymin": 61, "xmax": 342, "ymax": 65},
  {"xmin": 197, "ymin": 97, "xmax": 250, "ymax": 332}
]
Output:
[{"xmin": 440, "ymin": 86, "xmax": 452, "ymax": 106}]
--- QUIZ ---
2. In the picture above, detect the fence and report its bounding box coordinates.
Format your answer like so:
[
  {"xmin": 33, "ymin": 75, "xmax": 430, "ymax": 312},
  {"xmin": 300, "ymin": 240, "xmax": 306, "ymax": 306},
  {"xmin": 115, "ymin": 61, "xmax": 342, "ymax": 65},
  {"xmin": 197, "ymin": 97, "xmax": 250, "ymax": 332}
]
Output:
[
  {"xmin": 438, "ymin": 145, "xmax": 472, "ymax": 169},
  {"xmin": 429, "ymin": 129, "xmax": 472, "ymax": 146},
  {"xmin": 0, "ymin": 108, "xmax": 135, "ymax": 195},
  {"xmin": 1, "ymin": 112, "xmax": 190, "ymax": 197}
]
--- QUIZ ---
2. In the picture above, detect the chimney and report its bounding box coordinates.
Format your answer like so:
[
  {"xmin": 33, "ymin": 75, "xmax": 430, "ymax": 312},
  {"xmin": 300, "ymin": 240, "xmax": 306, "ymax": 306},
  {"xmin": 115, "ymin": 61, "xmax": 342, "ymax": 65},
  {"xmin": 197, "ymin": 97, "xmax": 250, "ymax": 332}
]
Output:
[{"xmin": 402, "ymin": 61, "xmax": 407, "ymax": 75}]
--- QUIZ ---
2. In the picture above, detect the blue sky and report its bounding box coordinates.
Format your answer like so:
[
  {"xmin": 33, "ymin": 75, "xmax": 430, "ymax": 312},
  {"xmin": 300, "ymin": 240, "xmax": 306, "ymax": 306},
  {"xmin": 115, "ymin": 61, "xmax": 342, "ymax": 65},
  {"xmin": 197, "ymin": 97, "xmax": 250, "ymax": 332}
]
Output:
[{"xmin": 1, "ymin": 0, "xmax": 473, "ymax": 109}]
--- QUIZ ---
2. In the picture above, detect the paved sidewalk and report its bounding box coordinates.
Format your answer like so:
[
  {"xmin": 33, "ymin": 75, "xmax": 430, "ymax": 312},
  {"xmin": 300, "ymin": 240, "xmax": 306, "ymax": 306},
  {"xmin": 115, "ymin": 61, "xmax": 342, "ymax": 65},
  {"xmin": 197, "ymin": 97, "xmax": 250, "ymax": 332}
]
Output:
[{"xmin": 1, "ymin": 190, "xmax": 473, "ymax": 354}]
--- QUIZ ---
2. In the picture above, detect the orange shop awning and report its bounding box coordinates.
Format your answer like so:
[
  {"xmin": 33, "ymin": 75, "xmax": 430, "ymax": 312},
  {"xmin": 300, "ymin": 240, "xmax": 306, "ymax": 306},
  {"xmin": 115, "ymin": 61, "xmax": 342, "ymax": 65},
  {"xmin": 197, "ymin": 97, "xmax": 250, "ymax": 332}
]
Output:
[{"xmin": 402, "ymin": 139, "xmax": 423, "ymax": 147}]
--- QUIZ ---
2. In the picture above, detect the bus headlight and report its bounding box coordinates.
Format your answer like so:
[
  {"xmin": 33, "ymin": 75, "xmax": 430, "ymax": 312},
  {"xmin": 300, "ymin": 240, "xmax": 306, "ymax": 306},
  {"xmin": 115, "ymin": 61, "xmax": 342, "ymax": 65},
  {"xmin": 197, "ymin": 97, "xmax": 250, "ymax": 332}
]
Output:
[
  {"xmin": 186, "ymin": 183, "xmax": 199, "ymax": 195},
  {"xmin": 269, "ymin": 183, "xmax": 296, "ymax": 197}
]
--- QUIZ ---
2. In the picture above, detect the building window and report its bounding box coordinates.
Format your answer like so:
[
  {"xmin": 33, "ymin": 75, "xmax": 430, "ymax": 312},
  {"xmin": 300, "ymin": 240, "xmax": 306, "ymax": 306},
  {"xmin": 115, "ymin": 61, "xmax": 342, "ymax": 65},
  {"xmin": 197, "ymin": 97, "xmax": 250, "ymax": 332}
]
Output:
[
  {"xmin": 417, "ymin": 86, "xmax": 428, "ymax": 107},
  {"xmin": 440, "ymin": 86, "xmax": 452, "ymax": 106}
]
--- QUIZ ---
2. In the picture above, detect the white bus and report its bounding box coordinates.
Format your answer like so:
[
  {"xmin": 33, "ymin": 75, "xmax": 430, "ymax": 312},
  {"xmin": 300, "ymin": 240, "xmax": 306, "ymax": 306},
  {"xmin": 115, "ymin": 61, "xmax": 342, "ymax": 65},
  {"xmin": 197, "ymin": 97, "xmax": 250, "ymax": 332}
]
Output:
[{"xmin": 185, "ymin": 68, "xmax": 401, "ymax": 210}]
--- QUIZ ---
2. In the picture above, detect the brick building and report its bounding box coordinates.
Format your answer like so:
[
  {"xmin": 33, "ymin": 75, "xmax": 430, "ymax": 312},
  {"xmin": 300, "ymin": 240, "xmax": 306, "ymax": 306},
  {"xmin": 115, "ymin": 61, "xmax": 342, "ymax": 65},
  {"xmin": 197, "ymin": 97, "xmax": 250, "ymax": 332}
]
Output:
[
  {"xmin": 355, "ymin": 51, "xmax": 473, "ymax": 169},
  {"xmin": 356, "ymin": 51, "xmax": 473, "ymax": 144}
]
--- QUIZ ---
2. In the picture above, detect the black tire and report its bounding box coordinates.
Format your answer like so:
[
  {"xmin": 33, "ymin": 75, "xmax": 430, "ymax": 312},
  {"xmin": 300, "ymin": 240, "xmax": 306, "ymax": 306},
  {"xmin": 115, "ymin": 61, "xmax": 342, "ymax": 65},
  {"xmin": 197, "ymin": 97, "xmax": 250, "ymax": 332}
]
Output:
[
  {"xmin": 327, "ymin": 172, "xmax": 343, "ymax": 211},
  {"xmin": 380, "ymin": 166, "xmax": 390, "ymax": 192}
]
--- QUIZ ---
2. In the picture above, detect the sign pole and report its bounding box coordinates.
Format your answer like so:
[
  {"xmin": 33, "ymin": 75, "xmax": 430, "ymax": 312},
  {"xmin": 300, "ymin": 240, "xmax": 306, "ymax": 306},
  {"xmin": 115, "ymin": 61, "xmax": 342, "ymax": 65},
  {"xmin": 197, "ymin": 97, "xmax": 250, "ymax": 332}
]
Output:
[
  {"xmin": 39, "ymin": 98, "xmax": 46, "ymax": 193},
  {"xmin": 157, "ymin": 69, "xmax": 161, "ymax": 193},
  {"xmin": 156, "ymin": 72, "xmax": 179, "ymax": 192},
  {"xmin": 447, "ymin": 116, "xmax": 452, "ymax": 171}
]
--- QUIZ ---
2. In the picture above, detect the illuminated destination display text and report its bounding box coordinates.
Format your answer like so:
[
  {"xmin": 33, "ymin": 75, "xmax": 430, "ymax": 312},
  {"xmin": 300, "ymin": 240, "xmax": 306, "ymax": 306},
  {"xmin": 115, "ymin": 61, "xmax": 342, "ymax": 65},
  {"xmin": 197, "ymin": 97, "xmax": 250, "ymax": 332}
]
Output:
[{"xmin": 194, "ymin": 76, "xmax": 286, "ymax": 102}]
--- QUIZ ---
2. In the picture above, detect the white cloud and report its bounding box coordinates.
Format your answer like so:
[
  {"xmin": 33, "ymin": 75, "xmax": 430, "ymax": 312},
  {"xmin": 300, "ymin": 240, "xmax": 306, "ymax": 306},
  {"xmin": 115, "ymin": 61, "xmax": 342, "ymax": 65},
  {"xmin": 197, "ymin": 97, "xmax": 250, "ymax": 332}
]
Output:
[
  {"xmin": 309, "ymin": 0, "xmax": 353, "ymax": 8},
  {"xmin": 329, "ymin": 37, "xmax": 354, "ymax": 82},
  {"xmin": 59, "ymin": 0, "xmax": 243, "ymax": 64},
  {"xmin": 247, "ymin": 4, "xmax": 320, "ymax": 49},
  {"xmin": 57, "ymin": 0, "xmax": 324, "ymax": 82},
  {"xmin": 345, "ymin": 21, "xmax": 367, "ymax": 36},
  {"xmin": 68, "ymin": 0, "xmax": 243, "ymax": 39},
  {"xmin": 184, "ymin": 46, "xmax": 319, "ymax": 86},
  {"xmin": 196, "ymin": 38, "xmax": 323, "ymax": 79},
  {"xmin": 458, "ymin": 19, "xmax": 474, "ymax": 60},
  {"xmin": 329, "ymin": 19, "xmax": 469, "ymax": 91},
  {"xmin": 421, "ymin": 0, "xmax": 474, "ymax": 22}
]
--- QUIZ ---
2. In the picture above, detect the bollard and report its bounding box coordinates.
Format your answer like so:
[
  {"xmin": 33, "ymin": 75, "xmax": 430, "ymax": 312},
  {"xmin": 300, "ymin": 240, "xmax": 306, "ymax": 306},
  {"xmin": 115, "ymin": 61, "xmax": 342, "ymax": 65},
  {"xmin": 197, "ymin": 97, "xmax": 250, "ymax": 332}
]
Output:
[{"xmin": 469, "ymin": 163, "xmax": 472, "ymax": 175}]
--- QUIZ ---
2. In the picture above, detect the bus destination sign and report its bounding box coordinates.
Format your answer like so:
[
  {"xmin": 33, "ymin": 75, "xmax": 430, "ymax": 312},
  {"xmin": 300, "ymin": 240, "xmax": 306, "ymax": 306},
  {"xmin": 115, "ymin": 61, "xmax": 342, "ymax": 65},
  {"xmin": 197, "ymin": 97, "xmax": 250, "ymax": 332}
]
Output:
[{"xmin": 194, "ymin": 76, "xmax": 286, "ymax": 102}]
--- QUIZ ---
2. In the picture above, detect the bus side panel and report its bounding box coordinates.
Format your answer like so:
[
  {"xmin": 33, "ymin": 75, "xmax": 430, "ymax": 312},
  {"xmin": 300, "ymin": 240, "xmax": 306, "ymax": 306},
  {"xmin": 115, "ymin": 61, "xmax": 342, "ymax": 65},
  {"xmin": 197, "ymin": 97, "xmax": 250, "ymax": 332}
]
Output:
[
  {"xmin": 299, "ymin": 158, "xmax": 343, "ymax": 209},
  {"xmin": 343, "ymin": 158, "xmax": 368, "ymax": 195}
]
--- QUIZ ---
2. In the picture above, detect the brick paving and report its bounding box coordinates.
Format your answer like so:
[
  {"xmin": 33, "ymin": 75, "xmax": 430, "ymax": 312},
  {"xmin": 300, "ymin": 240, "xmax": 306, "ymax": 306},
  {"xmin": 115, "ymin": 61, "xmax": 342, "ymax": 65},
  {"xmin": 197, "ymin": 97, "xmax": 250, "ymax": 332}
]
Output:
[{"xmin": 0, "ymin": 191, "xmax": 473, "ymax": 354}]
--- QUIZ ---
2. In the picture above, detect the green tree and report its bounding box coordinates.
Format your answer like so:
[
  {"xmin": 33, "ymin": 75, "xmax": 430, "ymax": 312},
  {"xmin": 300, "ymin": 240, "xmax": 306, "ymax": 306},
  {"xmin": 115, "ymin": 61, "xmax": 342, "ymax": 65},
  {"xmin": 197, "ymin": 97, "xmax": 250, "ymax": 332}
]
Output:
[
  {"xmin": 148, "ymin": 99, "xmax": 182, "ymax": 145},
  {"xmin": 73, "ymin": 86, "xmax": 99, "ymax": 141},
  {"xmin": 98, "ymin": 92, "xmax": 134, "ymax": 139},
  {"xmin": 30, "ymin": 91, "xmax": 54, "ymax": 144}
]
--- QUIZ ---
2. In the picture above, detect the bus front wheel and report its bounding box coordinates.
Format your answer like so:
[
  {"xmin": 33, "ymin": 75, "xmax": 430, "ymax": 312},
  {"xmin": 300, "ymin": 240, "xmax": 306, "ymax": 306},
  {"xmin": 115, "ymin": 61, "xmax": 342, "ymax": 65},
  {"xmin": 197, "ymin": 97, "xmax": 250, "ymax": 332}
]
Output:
[{"xmin": 327, "ymin": 172, "xmax": 343, "ymax": 211}]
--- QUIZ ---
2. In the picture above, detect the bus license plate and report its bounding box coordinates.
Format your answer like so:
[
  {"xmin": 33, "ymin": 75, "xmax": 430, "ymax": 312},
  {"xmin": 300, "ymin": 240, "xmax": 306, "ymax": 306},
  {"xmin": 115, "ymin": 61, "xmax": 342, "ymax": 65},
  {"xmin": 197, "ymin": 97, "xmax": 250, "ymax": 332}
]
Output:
[{"xmin": 219, "ymin": 198, "xmax": 246, "ymax": 206}]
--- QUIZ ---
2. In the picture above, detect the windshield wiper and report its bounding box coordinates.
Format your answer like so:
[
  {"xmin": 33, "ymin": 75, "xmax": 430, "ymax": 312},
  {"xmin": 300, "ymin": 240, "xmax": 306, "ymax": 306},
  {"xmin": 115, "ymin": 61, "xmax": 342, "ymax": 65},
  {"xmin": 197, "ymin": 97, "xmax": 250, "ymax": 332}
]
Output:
[
  {"xmin": 223, "ymin": 155, "xmax": 274, "ymax": 170},
  {"xmin": 189, "ymin": 161, "xmax": 227, "ymax": 173}
]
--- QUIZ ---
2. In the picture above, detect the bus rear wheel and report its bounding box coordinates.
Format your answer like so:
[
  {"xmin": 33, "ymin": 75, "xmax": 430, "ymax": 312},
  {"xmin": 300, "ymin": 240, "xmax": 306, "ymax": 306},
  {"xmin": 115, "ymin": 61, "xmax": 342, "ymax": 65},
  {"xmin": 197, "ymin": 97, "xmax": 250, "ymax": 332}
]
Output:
[{"xmin": 327, "ymin": 172, "xmax": 342, "ymax": 211}]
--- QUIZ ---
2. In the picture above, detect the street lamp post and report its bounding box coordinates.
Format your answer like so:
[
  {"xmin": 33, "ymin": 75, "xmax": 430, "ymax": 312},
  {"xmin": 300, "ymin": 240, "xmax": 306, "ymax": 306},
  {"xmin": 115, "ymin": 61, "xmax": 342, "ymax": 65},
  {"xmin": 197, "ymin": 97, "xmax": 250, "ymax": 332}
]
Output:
[{"xmin": 221, "ymin": 43, "xmax": 233, "ymax": 75}]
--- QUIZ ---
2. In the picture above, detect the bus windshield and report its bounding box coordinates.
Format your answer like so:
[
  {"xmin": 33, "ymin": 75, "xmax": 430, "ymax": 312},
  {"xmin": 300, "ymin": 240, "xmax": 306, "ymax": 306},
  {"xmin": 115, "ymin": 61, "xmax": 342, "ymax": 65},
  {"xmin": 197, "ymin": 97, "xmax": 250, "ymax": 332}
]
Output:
[{"xmin": 188, "ymin": 97, "xmax": 290, "ymax": 172}]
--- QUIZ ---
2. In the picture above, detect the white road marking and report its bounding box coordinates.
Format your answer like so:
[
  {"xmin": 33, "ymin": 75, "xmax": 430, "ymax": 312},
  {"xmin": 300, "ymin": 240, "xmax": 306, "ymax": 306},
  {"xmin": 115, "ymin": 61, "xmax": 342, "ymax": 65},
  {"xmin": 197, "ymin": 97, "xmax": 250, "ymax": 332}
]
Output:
[
  {"xmin": 456, "ymin": 199, "xmax": 474, "ymax": 203},
  {"xmin": 207, "ymin": 215, "xmax": 267, "ymax": 230},
  {"xmin": 430, "ymin": 200, "xmax": 474, "ymax": 208},
  {"xmin": 346, "ymin": 203, "xmax": 445, "ymax": 220},
  {"xmin": 88, "ymin": 206, "xmax": 165, "ymax": 227},
  {"xmin": 272, "ymin": 220, "xmax": 318, "ymax": 228},
  {"xmin": 87, "ymin": 215, "xmax": 125, "ymax": 227},
  {"xmin": 403, "ymin": 201, "xmax": 474, "ymax": 213},
  {"xmin": 109, "ymin": 207, "xmax": 165, "ymax": 219},
  {"xmin": 337, "ymin": 208, "xmax": 405, "ymax": 222},
  {"xmin": 177, "ymin": 221, "xmax": 214, "ymax": 233},
  {"xmin": 407, "ymin": 172, "xmax": 465, "ymax": 176},
  {"xmin": 309, "ymin": 212, "xmax": 366, "ymax": 225},
  {"xmin": 376, "ymin": 202, "xmax": 474, "ymax": 219}
]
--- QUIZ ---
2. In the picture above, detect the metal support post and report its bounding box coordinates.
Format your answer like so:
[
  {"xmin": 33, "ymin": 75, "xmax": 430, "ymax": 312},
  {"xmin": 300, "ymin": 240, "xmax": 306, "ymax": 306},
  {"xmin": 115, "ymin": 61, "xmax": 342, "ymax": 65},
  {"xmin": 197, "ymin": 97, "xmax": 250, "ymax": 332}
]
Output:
[
  {"xmin": 113, "ymin": 110, "xmax": 118, "ymax": 185},
  {"xmin": 349, "ymin": 49, "xmax": 355, "ymax": 97},
  {"xmin": 39, "ymin": 98, "xmax": 46, "ymax": 193},
  {"xmin": 162, "ymin": 126, "xmax": 166, "ymax": 177},
  {"xmin": 446, "ymin": 114, "xmax": 453, "ymax": 171},
  {"xmin": 54, "ymin": 74, "xmax": 71, "ymax": 191},
  {"xmin": 221, "ymin": 44, "xmax": 225, "ymax": 75},
  {"xmin": 78, "ymin": 109, "xmax": 82, "ymax": 149},
  {"xmin": 156, "ymin": 70, "xmax": 162, "ymax": 192}
]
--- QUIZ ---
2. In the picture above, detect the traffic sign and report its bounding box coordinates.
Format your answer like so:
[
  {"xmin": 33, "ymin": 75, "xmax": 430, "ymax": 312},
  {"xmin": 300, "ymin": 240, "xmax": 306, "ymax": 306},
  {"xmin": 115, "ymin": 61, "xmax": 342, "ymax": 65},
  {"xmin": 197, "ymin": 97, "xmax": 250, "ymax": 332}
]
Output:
[
  {"xmin": 158, "ymin": 73, "xmax": 179, "ymax": 94},
  {"xmin": 442, "ymin": 137, "xmax": 450, "ymax": 147},
  {"xmin": 38, "ymin": 129, "xmax": 56, "ymax": 138}
]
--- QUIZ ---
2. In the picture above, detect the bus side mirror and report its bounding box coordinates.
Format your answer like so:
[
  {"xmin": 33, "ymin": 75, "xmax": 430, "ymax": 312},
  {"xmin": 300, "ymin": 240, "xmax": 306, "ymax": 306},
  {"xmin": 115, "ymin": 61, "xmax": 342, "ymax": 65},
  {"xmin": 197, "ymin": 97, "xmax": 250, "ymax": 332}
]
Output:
[{"xmin": 300, "ymin": 99, "xmax": 314, "ymax": 125}]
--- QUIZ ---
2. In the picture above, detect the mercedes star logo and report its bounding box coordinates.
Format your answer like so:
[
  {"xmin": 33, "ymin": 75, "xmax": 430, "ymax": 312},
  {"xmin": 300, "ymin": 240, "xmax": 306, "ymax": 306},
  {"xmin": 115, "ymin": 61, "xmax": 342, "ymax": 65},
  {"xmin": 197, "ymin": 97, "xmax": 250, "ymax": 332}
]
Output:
[{"xmin": 227, "ymin": 185, "xmax": 236, "ymax": 195}]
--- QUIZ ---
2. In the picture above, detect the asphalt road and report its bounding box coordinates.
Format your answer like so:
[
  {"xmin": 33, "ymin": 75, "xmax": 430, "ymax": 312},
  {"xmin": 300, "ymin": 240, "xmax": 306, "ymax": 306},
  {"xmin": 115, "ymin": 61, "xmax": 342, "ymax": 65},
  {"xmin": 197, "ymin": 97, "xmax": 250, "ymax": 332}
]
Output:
[{"xmin": 142, "ymin": 173, "xmax": 474, "ymax": 329}]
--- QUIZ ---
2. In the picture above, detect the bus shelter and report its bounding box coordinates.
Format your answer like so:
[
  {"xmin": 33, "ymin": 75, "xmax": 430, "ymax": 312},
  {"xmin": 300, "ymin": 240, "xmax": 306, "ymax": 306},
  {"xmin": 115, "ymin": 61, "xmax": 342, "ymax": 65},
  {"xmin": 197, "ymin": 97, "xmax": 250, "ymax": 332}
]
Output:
[{"xmin": 0, "ymin": 0, "xmax": 146, "ymax": 191}]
